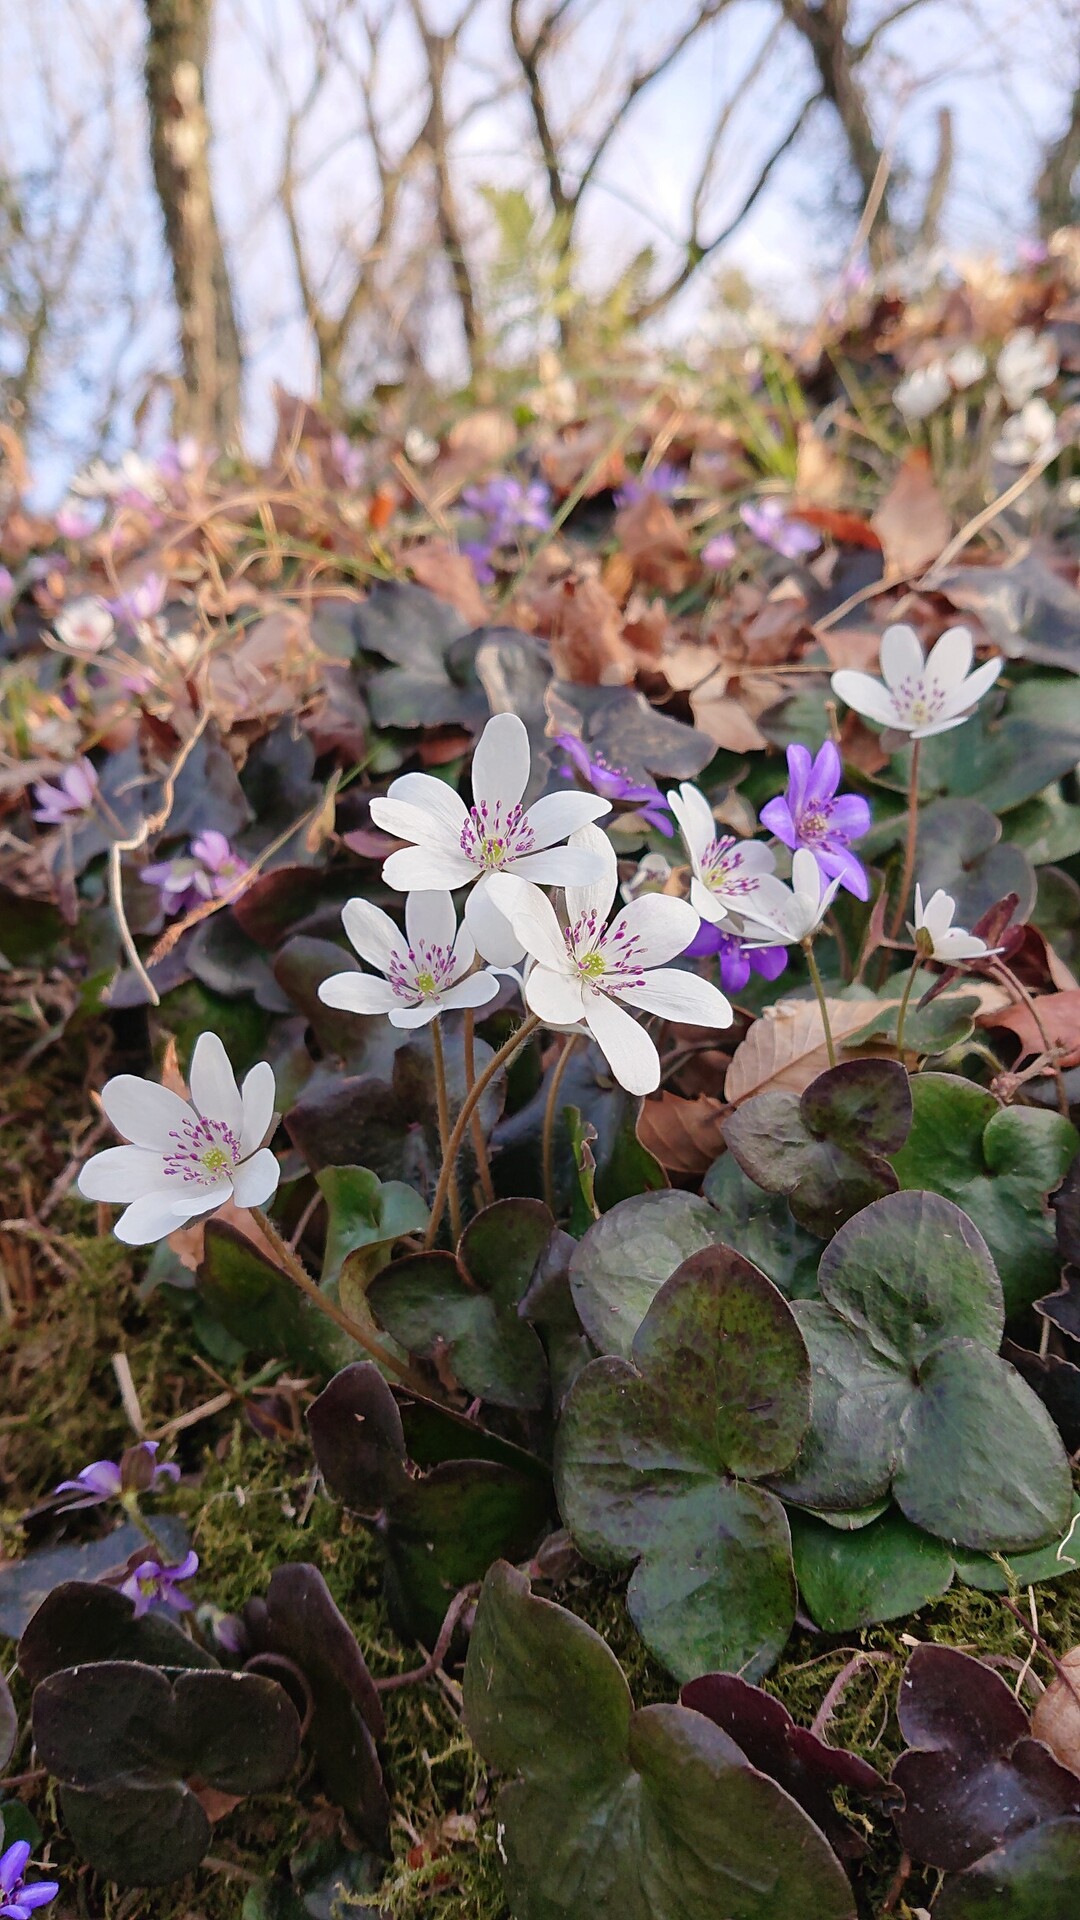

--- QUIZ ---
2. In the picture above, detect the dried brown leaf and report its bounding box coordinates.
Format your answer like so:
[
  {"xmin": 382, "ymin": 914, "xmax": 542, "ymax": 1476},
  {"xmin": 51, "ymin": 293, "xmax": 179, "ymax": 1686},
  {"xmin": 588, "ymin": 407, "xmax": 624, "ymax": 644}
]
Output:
[
  {"xmin": 871, "ymin": 450, "xmax": 952, "ymax": 580},
  {"xmin": 407, "ymin": 540, "xmax": 491, "ymax": 626},
  {"xmin": 723, "ymin": 998, "xmax": 891, "ymax": 1102},
  {"xmin": 613, "ymin": 492, "xmax": 695, "ymax": 594},
  {"xmin": 533, "ymin": 575, "xmax": 635, "ymax": 684},
  {"xmin": 636, "ymin": 1092, "xmax": 729, "ymax": 1177}
]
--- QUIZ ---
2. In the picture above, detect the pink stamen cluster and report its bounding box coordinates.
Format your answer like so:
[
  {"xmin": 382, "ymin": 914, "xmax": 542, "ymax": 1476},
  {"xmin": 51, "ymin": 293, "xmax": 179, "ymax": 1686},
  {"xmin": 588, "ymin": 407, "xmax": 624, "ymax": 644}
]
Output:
[
  {"xmin": 162, "ymin": 1114, "xmax": 241, "ymax": 1183},
  {"xmin": 892, "ymin": 675, "xmax": 946, "ymax": 724},
  {"xmin": 387, "ymin": 939, "xmax": 457, "ymax": 999},
  {"xmin": 566, "ymin": 909, "xmax": 648, "ymax": 992},
  {"xmin": 702, "ymin": 836, "xmax": 759, "ymax": 895},
  {"xmin": 459, "ymin": 799, "xmax": 535, "ymax": 870}
]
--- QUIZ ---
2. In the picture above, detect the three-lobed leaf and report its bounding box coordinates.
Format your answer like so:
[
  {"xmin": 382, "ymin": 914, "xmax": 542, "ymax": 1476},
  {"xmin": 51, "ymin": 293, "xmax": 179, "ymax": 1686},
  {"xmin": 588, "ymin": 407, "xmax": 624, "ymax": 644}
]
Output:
[{"xmin": 723, "ymin": 1059, "xmax": 912, "ymax": 1238}]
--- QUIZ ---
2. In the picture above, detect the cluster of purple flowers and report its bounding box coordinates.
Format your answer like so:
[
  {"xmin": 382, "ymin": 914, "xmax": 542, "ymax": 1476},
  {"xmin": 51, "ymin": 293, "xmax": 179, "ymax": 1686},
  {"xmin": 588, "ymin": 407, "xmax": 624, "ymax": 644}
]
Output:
[
  {"xmin": 55, "ymin": 1439, "xmax": 179, "ymax": 1511},
  {"xmin": 0, "ymin": 1843, "xmax": 58, "ymax": 1919},
  {"xmin": 142, "ymin": 830, "xmax": 249, "ymax": 917},
  {"xmin": 459, "ymin": 476, "xmax": 551, "ymax": 582},
  {"xmin": 685, "ymin": 918, "xmax": 790, "ymax": 994},
  {"xmin": 760, "ymin": 741, "xmax": 871, "ymax": 901},
  {"xmin": 613, "ymin": 461, "xmax": 685, "ymax": 509},
  {"xmin": 554, "ymin": 732, "xmax": 673, "ymax": 836},
  {"xmin": 31, "ymin": 757, "xmax": 98, "ymax": 827}
]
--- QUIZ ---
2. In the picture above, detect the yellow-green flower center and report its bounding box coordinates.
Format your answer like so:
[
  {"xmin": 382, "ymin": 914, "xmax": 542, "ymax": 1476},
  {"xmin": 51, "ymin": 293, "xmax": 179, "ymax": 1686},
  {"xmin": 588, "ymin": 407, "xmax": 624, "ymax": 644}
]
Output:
[
  {"xmin": 416, "ymin": 969, "xmax": 437, "ymax": 994},
  {"xmin": 201, "ymin": 1145, "xmax": 231, "ymax": 1174},
  {"xmin": 579, "ymin": 949, "xmax": 607, "ymax": 980}
]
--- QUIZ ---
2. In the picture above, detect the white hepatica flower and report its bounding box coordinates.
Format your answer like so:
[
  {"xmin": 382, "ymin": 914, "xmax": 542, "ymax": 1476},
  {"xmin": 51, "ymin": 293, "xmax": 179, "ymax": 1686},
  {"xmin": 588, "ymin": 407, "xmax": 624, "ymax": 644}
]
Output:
[
  {"xmin": 997, "ymin": 327, "xmax": 1058, "ymax": 410},
  {"xmin": 947, "ymin": 345, "xmax": 987, "ymax": 390},
  {"xmin": 911, "ymin": 884, "xmax": 995, "ymax": 961},
  {"xmin": 369, "ymin": 712, "xmax": 611, "ymax": 965},
  {"xmin": 53, "ymin": 598, "xmax": 115, "ymax": 653},
  {"xmin": 489, "ymin": 825, "xmax": 733, "ymax": 1096},
  {"xmin": 318, "ymin": 890, "xmax": 500, "ymax": 1028},
  {"xmin": 668, "ymin": 782, "xmax": 776, "ymax": 929},
  {"xmin": 991, "ymin": 397, "xmax": 1059, "ymax": 466},
  {"xmin": 831, "ymin": 624, "xmax": 1002, "ymax": 740},
  {"xmin": 893, "ymin": 362, "xmax": 951, "ymax": 420},
  {"xmin": 738, "ymin": 848, "xmax": 841, "ymax": 945},
  {"xmin": 77, "ymin": 1032, "xmax": 278, "ymax": 1244}
]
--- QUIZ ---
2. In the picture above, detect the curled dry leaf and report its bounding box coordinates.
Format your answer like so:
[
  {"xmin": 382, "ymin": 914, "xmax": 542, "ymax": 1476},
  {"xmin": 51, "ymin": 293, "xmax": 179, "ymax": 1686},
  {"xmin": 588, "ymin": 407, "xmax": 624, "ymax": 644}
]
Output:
[
  {"xmin": 870, "ymin": 450, "xmax": 952, "ymax": 580},
  {"xmin": 724, "ymin": 998, "xmax": 889, "ymax": 1103},
  {"xmin": 636, "ymin": 1092, "xmax": 730, "ymax": 1179},
  {"xmin": 407, "ymin": 541, "xmax": 491, "ymax": 626},
  {"xmin": 533, "ymin": 574, "xmax": 636, "ymax": 685},
  {"xmin": 977, "ymin": 989, "xmax": 1080, "ymax": 1070},
  {"xmin": 613, "ymin": 493, "xmax": 695, "ymax": 595},
  {"xmin": 1031, "ymin": 1648, "xmax": 1080, "ymax": 1776}
]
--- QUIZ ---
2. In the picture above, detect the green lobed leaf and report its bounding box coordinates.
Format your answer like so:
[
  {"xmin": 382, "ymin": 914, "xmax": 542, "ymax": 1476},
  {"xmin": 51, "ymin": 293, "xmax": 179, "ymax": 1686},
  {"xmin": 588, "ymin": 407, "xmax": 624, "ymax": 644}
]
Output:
[
  {"xmin": 316, "ymin": 1164, "xmax": 428, "ymax": 1288},
  {"xmin": 890, "ymin": 1074, "xmax": 1079, "ymax": 1316},
  {"xmin": 723, "ymin": 1060, "xmax": 911, "ymax": 1237},
  {"xmin": 702, "ymin": 1153, "xmax": 823, "ymax": 1297},
  {"xmin": 198, "ymin": 1220, "xmax": 353, "ymax": 1375},
  {"xmin": 462, "ymin": 1562, "xmax": 856, "ymax": 1920},
  {"xmin": 568, "ymin": 1189, "xmax": 732, "ymax": 1358},
  {"xmin": 789, "ymin": 1507, "xmax": 955, "ymax": 1631},
  {"xmin": 556, "ymin": 1247, "xmax": 810, "ymax": 1680},
  {"xmin": 934, "ymin": 1819, "xmax": 1080, "ymax": 1917}
]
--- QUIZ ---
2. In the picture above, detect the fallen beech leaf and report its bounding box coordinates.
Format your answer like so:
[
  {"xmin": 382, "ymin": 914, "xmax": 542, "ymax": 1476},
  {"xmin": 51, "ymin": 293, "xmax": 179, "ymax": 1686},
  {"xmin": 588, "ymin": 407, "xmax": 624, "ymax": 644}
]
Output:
[
  {"xmin": 614, "ymin": 493, "xmax": 695, "ymax": 595},
  {"xmin": 208, "ymin": 610, "xmax": 318, "ymax": 728},
  {"xmin": 793, "ymin": 424, "xmax": 849, "ymax": 507},
  {"xmin": 690, "ymin": 685, "xmax": 770, "ymax": 753},
  {"xmin": 636, "ymin": 1093, "xmax": 730, "ymax": 1178},
  {"xmin": 724, "ymin": 999, "xmax": 891, "ymax": 1103},
  {"xmin": 817, "ymin": 626, "xmax": 885, "ymax": 672},
  {"xmin": 408, "ymin": 540, "xmax": 490, "ymax": 626},
  {"xmin": 978, "ymin": 990, "xmax": 1080, "ymax": 1069},
  {"xmin": 1031, "ymin": 1647, "xmax": 1080, "ymax": 1775},
  {"xmin": 539, "ymin": 421, "xmax": 627, "ymax": 496},
  {"xmin": 871, "ymin": 450, "xmax": 952, "ymax": 580},
  {"xmin": 534, "ymin": 575, "xmax": 636, "ymax": 685}
]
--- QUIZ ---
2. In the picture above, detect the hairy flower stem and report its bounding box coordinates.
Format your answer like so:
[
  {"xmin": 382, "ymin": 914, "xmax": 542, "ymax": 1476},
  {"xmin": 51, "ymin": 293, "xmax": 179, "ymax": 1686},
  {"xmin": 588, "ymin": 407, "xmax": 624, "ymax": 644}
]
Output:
[
  {"xmin": 802, "ymin": 938, "xmax": 836, "ymax": 1067},
  {"xmin": 462, "ymin": 1008, "xmax": 495, "ymax": 1206},
  {"xmin": 888, "ymin": 737, "xmax": 921, "ymax": 941},
  {"xmin": 894, "ymin": 956, "xmax": 921, "ymax": 1057},
  {"xmin": 425, "ymin": 1016, "xmax": 541, "ymax": 1250},
  {"xmin": 123, "ymin": 1496, "xmax": 176, "ymax": 1563},
  {"xmin": 430, "ymin": 1018, "xmax": 462, "ymax": 1242},
  {"xmin": 253, "ymin": 1207, "xmax": 418, "ymax": 1385},
  {"xmin": 541, "ymin": 1032, "xmax": 581, "ymax": 1217}
]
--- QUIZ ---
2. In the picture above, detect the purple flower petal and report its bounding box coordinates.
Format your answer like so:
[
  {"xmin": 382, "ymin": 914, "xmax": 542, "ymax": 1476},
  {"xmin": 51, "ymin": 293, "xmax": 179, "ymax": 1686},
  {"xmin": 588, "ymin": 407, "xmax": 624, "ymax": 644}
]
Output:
[{"xmin": 758, "ymin": 795, "xmax": 797, "ymax": 849}]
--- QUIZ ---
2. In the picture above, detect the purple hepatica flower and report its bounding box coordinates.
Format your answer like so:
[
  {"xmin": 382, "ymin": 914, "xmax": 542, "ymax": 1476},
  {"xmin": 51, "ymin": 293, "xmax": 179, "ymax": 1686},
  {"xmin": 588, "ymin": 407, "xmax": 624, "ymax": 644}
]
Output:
[
  {"xmin": 143, "ymin": 829, "xmax": 249, "ymax": 917},
  {"xmin": 614, "ymin": 461, "xmax": 685, "ymax": 509},
  {"xmin": 0, "ymin": 1841, "xmax": 59, "ymax": 1919},
  {"xmin": 32, "ymin": 756, "xmax": 98, "ymax": 826},
  {"xmin": 121, "ymin": 1549, "xmax": 199, "ymax": 1619},
  {"xmin": 701, "ymin": 531, "xmax": 737, "ymax": 570},
  {"xmin": 739, "ymin": 498, "xmax": 820, "ymax": 560},
  {"xmin": 461, "ymin": 477, "xmax": 551, "ymax": 542},
  {"xmin": 760, "ymin": 740, "xmax": 871, "ymax": 900},
  {"xmin": 683, "ymin": 918, "xmax": 788, "ymax": 992},
  {"xmin": 554, "ymin": 731, "xmax": 673, "ymax": 837},
  {"xmin": 55, "ymin": 1439, "xmax": 180, "ymax": 1512},
  {"xmin": 107, "ymin": 571, "xmax": 167, "ymax": 631}
]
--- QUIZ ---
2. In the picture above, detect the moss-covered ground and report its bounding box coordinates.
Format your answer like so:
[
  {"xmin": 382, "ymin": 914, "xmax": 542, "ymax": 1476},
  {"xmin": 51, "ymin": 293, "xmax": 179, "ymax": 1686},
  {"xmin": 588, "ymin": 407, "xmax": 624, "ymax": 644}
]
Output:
[{"xmin": 4, "ymin": 1021, "xmax": 1080, "ymax": 1919}]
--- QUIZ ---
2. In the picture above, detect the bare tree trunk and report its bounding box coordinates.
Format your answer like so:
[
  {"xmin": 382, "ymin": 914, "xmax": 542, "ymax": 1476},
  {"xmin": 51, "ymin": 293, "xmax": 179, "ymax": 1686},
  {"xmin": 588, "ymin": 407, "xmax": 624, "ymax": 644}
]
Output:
[
  {"xmin": 782, "ymin": 0, "xmax": 893, "ymax": 253},
  {"xmin": 143, "ymin": 0, "xmax": 243, "ymax": 443},
  {"xmin": 407, "ymin": 0, "xmax": 485, "ymax": 384},
  {"xmin": 1038, "ymin": 68, "xmax": 1080, "ymax": 235}
]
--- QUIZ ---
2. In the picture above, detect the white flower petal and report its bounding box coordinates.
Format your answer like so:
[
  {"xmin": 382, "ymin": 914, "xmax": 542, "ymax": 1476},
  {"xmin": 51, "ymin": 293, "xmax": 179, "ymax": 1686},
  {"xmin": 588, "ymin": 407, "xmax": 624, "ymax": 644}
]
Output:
[
  {"xmin": 404, "ymin": 889, "xmax": 457, "ymax": 957},
  {"xmin": 438, "ymin": 972, "xmax": 502, "ymax": 1012},
  {"xmin": 689, "ymin": 875, "xmax": 730, "ymax": 925},
  {"xmin": 879, "ymin": 624, "xmax": 925, "ymax": 691},
  {"xmin": 584, "ymin": 988, "xmax": 661, "ymax": 1094},
  {"xmin": 318, "ymin": 971, "xmax": 404, "ymax": 1014},
  {"xmin": 389, "ymin": 1002, "xmax": 441, "ymax": 1028},
  {"xmin": 341, "ymin": 898, "xmax": 406, "ymax": 975},
  {"xmin": 471, "ymin": 711, "xmax": 530, "ymax": 813},
  {"xmin": 911, "ymin": 713, "xmax": 972, "ymax": 740},
  {"xmin": 525, "ymin": 965, "xmax": 587, "ymax": 1027},
  {"xmin": 936, "ymin": 653, "xmax": 1002, "ymax": 721},
  {"xmin": 382, "ymin": 772, "xmax": 469, "ymax": 839},
  {"xmin": 936, "ymin": 931, "xmax": 989, "ymax": 960},
  {"xmin": 614, "ymin": 968, "xmax": 733, "ymax": 1028},
  {"xmin": 668, "ymin": 783, "xmax": 717, "ymax": 871},
  {"xmin": 189, "ymin": 1031, "xmax": 244, "ymax": 1135},
  {"xmin": 78, "ymin": 1144, "xmax": 168, "ymax": 1202},
  {"xmin": 564, "ymin": 822, "xmax": 618, "ymax": 927},
  {"xmin": 465, "ymin": 878, "xmax": 526, "ymax": 964},
  {"xmin": 923, "ymin": 625, "xmax": 973, "ymax": 697},
  {"xmin": 239, "ymin": 1060, "xmax": 276, "ymax": 1157},
  {"xmin": 604, "ymin": 894, "xmax": 698, "ymax": 968},
  {"xmin": 523, "ymin": 790, "xmax": 611, "ymax": 851},
  {"xmin": 113, "ymin": 1187, "xmax": 220, "ymax": 1245},
  {"xmin": 449, "ymin": 918, "xmax": 476, "ymax": 978},
  {"xmin": 382, "ymin": 845, "xmax": 478, "ymax": 890},
  {"xmin": 508, "ymin": 846, "xmax": 609, "ymax": 888},
  {"xmin": 230, "ymin": 1147, "xmax": 281, "ymax": 1209},
  {"xmin": 829, "ymin": 670, "xmax": 899, "ymax": 728},
  {"xmin": 100, "ymin": 1076, "xmax": 195, "ymax": 1150},
  {"xmin": 497, "ymin": 877, "xmax": 568, "ymax": 971}
]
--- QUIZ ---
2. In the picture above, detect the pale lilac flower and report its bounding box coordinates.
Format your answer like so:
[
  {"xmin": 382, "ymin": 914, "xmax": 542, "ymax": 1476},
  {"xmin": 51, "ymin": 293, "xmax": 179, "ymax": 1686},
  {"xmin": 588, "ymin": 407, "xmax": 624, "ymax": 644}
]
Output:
[
  {"xmin": 370, "ymin": 711, "xmax": 611, "ymax": 965},
  {"xmin": 614, "ymin": 461, "xmax": 685, "ymax": 508},
  {"xmin": 0, "ymin": 566, "xmax": 14, "ymax": 601},
  {"xmin": 997, "ymin": 327, "xmax": 1057, "ymax": 410},
  {"xmin": 668, "ymin": 782, "xmax": 776, "ymax": 929},
  {"xmin": 55, "ymin": 1439, "xmax": 179, "ymax": 1511},
  {"xmin": 142, "ymin": 830, "xmax": 249, "ymax": 917},
  {"xmin": 330, "ymin": 432, "xmax": 365, "ymax": 489},
  {"xmin": 947, "ymin": 345, "xmax": 987, "ymax": 390},
  {"xmin": 489, "ymin": 826, "xmax": 732, "ymax": 1095},
  {"xmin": 120, "ymin": 1549, "xmax": 199, "ymax": 1619},
  {"xmin": 156, "ymin": 436, "xmax": 204, "ymax": 483},
  {"xmin": 319, "ymin": 890, "xmax": 500, "ymax": 1028},
  {"xmin": 107, "ymin": 572, "xmax": 167, "ymax": 632},
  {"xmin": 0, "ymin": 1840, "xmax": 59, "ymax": 1918},
  {"xmin": 554, "ymin": 732, "xmax": 672, "ymax": 836},
  {"xmin": 53, "ymin": 597, "xmax": 115, "ymax": 653},
  {"xmin": 832, "ymin": 624, "xmax": 1002, "ymax": 740},
  {"xmin": 911, "ymin": 885, "xmax": 999, "ymax": 962},
  {"xmin": 77, "ymin": 1030, "xmax": 279, "ymax": 1243},
  {"xmin": 759, "ymin": 741, "xmax": 870, "ymax": 899},
  {"xmin": 739, "ymin": 498, "xmax": 819, "ymax": 559},
  {"xmin": 55, "ymin": 497, "xmax": 97, "ymax": 540},
  {"xmin": 684, "ymin": 919, "xmax": 788, "ymax": 992},
  {"xmin": 701, "ymin": 531, "xmax": 737, "ymax": 569},
  {"xmin": 32, "ymin": 756, "xmax": 98, "ymax": 826},
  {"xmin": 71, "ymin": 452, "xmax": 165, "ymax": 506}
]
